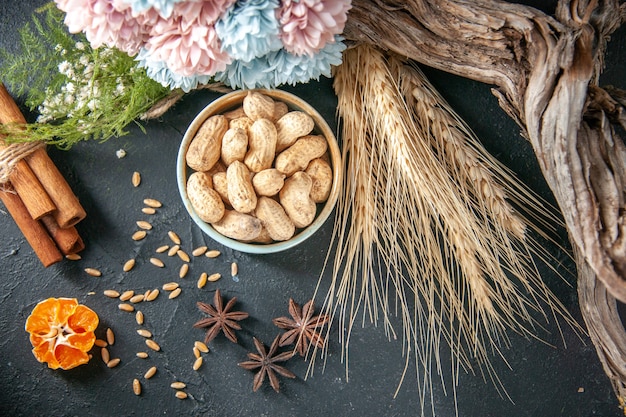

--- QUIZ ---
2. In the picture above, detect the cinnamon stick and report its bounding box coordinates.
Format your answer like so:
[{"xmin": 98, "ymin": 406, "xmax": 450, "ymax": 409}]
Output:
[
  {"xmin": 6, "ymin": 159, "xmax": 56, "ymax": 219},
  {"xmin": 41, "ymin": 214, "xmax": 84, "ymax": 255},
  {"xmin": 0, "ymin": 186, "xmax": 62, "ymax": 267},
  {"xmin": 0, "ymin": 83, "xmax": 86, "ymax": 228},
  {"xmin": 26, "ymin": 149, "xmax": 86, "ymax": 228}
]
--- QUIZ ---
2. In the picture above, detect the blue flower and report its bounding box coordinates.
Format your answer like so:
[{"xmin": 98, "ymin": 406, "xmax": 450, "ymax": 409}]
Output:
[
  {"xmin": 135, "ymin": 48, "xmax": 211, "ymax": 92},
  {"xmin": 215, "ymin": 0, "xmax": 282, "ymax": 62},
  {"xmin": 214, "ymin": 36, "xmax": 346, "ymax": 89},
  {"xmin": 120, "ymin": 0, "xmax": 186, "ymax": 18},
  {"xmin": 272, "ymin": 37, "xmax": 346, "ymax": 86}
]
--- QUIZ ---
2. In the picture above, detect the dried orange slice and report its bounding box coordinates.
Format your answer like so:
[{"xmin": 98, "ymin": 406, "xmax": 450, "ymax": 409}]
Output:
[{"xmin": 25, "ymin": 297, "xmax": 99, "ymax": 370}]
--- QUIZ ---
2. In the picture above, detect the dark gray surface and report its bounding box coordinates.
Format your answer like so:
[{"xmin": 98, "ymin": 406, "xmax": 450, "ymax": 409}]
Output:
[{"xmin": 0, "ymin": 1, "xmax": 624, "ymax": 416}]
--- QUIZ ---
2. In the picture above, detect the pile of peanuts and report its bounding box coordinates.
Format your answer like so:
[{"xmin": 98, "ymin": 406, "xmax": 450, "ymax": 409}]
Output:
[{"xmin": 185, "ymin": 91, "xmax": 333, "ymax": 243}]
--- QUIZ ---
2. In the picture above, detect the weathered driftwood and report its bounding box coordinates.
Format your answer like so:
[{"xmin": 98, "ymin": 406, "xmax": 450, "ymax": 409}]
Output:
[{"xmin": 343, "ymin": 0, "xmax": 626, "ymax": 400}]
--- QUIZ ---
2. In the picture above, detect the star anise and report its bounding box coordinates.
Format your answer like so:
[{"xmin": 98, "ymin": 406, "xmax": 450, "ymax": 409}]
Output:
[
  {"xmin": 272, "ymin": 298, "xmax": 330, "ymax": 357},
  {"xmin": 238, "ymin": 335, "xmax": 296, "ymax": 393},
  {"xmin": 193, "ymin": 289, "xmax": 249, "ymax": 344}
]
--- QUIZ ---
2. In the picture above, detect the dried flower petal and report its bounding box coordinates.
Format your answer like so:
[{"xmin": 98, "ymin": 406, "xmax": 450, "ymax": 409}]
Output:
[
  {"xmin": 55, "ymin": 0, "xmax": 154, "ymax": 55},
  {"xmin": 214, "ymin": 35, "xmax": 346, "ymax": 89},
  {"xmin": 278, "ymin": 0, "xmax": 351, "ymax": 56},
  {"xmin": 215, "ymin": 0, "xmax": 282, "ymax": 62},
  {"xmin": 144, "ymin": 0, "xmax": 234, "ymax": 76}
]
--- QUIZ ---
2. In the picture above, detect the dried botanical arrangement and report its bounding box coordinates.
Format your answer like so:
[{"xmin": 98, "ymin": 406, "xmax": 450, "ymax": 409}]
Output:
[
  {"xmin": 340, "ymin": 0, "xmax": 626, "ymax": 405},
  {"xmin": 0, "ymin": 0, "xmax": 624, "ymax": 412}
]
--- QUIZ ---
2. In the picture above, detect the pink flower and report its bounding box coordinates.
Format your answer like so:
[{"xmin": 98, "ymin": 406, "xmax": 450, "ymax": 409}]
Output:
[
  {"xmin": 55, "ymin": 0, "xmax": 154, "ymax": 55},
  {"xmin": 145, "ymin": 0, "xmax": 235, "ymax": 76},
  {"xmin": 278, "ymin": 0, "xmax": 351, "ymax": 56}
]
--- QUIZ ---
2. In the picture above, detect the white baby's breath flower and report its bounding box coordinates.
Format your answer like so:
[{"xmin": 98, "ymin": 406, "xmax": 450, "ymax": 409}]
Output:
[
  {"xmin": 79, "ymin": 55, "xmax": 90, "ymax": 66},
  {"xmin": 75, "ymin": 42, "xmax": 85, "ymax": 50},
  {"xmin": 84, "ymin": 63, "xmax": 94, "ymax": 78},
  {"xmin": 58, "ymin": 61, "xmax": 71, "ymax": 75}
]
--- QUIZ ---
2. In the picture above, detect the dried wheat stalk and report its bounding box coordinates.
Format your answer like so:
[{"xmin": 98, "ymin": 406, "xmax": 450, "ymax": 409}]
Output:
[{"xmin": 314, "ymin": 44, "xmax": 580, "ymax": 413}]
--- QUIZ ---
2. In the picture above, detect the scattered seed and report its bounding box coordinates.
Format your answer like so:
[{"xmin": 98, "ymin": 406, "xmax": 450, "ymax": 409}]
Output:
[
  {"xmin": 65, "ymin": 254, "xmax": 81, "ymax": 261},
  {"xmin": 142, "ymin": 207, "xmax": 156, "ymax": 215},
  {"xmin": 120, "ymin": 290, "xmax": 135, "ymax": 301},
  {"xmin": 175, "ymin": 391, "xmax": 188, "ymax": 400},
  {"xmin": 193, "ymin": 347, "xmax": 201, "ymax": 359},
  {"xmin": 144, "ymin": 289, "xmax": 151, "ymax": 298},
  {"xmin": 136, "ymin": 352, "xmax": 149, "ymax": 359},
  {"xmin": 137, "ymin": 329, "xmax": 153, "ymax": 338},
  {"xmin": 156, "ymin": 245, "xmax": 169, "ymax": 253},
  {"xmin": 106, "ymin": 328, "xmax": 115, "ymax": 346},
  {"xmin": 144, "ymin": 366, "xmax": 157, "ymax": 379},
  {"xmin": 145, "ymin": 339, "xmax": 161, "ymax": 351},
  {"xmin": 104, "ymin": 290, "xmax": 120, "ymax": 298},
  {"xmin": 167, "ymin": 245, "xmax": 180, "ymax": 257},
  {"xmin": 132, "ymin": 171, "xmax": 141, "ymax": 187},
  {"xmin": 170, "ymin": 382, "xmax": 186, "ymax": 390},
  {"xmin": 136, "ymin": 311, "xmax": 144, "ymax": 325},
  {"xmin": 176, "ymin": 250, "xmax": 190, "ymax": 263},
  {"xmin": 192, "ymin": 356, "xmax": 203, "ymax": 371},
  {"xmin": 87, "ymin": 291, "xmax": 96, "ymax": 296},
  {"xmin": 205, "ymin": 250, "xmax": 221, "ymax": 258},
  {"xmin": 144, "ymin": 198, "xmax": 162, "ymax": 208},
  {"xmin": 150, "ymin": 257, "xmax": 165, "ymax": 268},
  {"xmin": 168, "ymin": 288, "xmax": 182, "ymax": 299},
  {"xmin": 231, "ymin": 262, "xmax": 238, "ymax": 277},
  {"xmin": 107, "ymin": 358, "xmax": 121, "ymax": 368},
  {"xmin": 133, "ymin": 378, "xmax": 142, "ymax": 396},
  {"xmin": 94, "ymin": 339, "xmax": 108, "ymax": 348},
  {"xmin": 101, "ymin": 347, "xmax": 110, "ymax": 364},
  {"xmin": 146, "ymin": 289, "xmax": 160, "ymax": 301},
  {"xmin": 179, "ymin": 264, "xmax": 189, "ymax": 279},
  {"xmin": 130, "ymin": 294, "xmax": 145, "ymax": 303},
  {"xmin": 85, "ymin": 268, "xmax": 102, "ymax": 277},
  {"xmin": 132, "ymin": 230, "xmax": 147, "ymax": 241},
  {"xmin": 197, "ymin": 272, "xmax": 208, "ymax": 289},
  {"xmin": 136, "ymin": 220, "xmax": 152, "ymax": 230},
  {"xmin": 192, "ymin": 246, "xmax": 208, "ymax": 257},
  {"xmin": 162, "ymin": 282, "xmax": 179, "ymax": 291},
  {"xmin": 168, "ymin": 231, "xmax": 181, "ymax": 245},
  {"xmin": 194, "ymin": 341, "xmax": 209, "ymax": 353},
  {"xmin": 208, "ymin": 273, "xmax": 222, "ymax": 282},
  {"xmin": 119, "ymin": 303, "xmax": 135, "ymax": 312},
  {"xmin": 123, "ymin": 259, "xmax": 136, "ymax": 272}
]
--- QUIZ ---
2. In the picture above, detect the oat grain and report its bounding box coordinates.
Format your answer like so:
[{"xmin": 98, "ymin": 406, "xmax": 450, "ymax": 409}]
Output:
[
  {"xmin": 150, "ymin": 257, "xmax": 165, "ymax": 268},
  {"xmin": 144, "ymin": 198, "xmax": 162, "ymax": 208},
  {"xmin": 132, "ymin": 230, "xmax": 147, "ymax": 241},
  {"xmin": 144, "ymin": 366, "xmax": 157, "ymax": 379},
  {"xmin": 85, "ymin": 268, "xmax": 102, "ymax": 277}
]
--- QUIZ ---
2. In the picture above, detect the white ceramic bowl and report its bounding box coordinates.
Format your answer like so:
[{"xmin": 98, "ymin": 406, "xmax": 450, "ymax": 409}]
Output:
[{"xmin": 177, "ymin": 89, "xmax": 341, "ymax": 254}]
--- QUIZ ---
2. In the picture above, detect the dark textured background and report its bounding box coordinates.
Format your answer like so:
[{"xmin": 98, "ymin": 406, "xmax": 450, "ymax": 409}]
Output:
[{"xmin": 0, "ymin": 1, "xmax": 624, "ymax": 416}]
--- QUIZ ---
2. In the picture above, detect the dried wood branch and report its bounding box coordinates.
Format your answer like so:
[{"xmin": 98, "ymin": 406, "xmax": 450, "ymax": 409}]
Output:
[{"xmin": 344, "ymin": 0, "xmax": 626, "ymax": 401}]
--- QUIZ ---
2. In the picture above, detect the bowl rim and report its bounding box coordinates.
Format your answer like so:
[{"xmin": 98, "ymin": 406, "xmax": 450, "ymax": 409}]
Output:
[{"xmin": 176, "ymin": 88, "xmax": 342, "ymax": 254}]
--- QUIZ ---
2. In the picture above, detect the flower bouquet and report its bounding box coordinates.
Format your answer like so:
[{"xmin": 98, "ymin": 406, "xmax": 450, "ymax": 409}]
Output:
[
  {"xmin": 56, "ymin": 0, "xmax": 350, "ymax": 92},
  {"xmin": 0, "ymin": 0, "xmax": 351, "ymax": 147}
]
